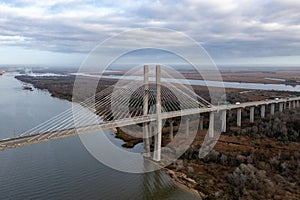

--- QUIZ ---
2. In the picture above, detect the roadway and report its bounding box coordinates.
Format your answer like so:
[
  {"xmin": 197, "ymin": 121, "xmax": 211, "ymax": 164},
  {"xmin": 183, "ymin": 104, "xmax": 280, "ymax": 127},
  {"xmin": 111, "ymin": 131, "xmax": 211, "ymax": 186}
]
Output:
[{"xmin": 1, "ymin": 97, "xmax": 299, "ymax": 151}]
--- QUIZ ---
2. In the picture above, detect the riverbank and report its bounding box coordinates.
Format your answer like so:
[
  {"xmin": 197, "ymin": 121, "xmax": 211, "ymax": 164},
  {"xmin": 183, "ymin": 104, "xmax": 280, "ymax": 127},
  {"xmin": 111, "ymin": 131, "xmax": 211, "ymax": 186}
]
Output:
[{"xmin": 163, "ymin": 167, "xmax": 201, "ymax": 198}]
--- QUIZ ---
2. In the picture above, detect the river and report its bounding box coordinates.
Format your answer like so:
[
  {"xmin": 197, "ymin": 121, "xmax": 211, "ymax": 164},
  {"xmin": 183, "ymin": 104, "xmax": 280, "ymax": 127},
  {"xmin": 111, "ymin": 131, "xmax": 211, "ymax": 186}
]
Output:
[
  {"xmin": 0, "ymin": 73, "xmax": 199, "ymax": 199},
  {"xmin": 71, "ymin": 73, "xmax": 300, "ymax": 92},
  {"xmin": 100, "ymin": 75, "xmax": 300, "ymax": 92}
]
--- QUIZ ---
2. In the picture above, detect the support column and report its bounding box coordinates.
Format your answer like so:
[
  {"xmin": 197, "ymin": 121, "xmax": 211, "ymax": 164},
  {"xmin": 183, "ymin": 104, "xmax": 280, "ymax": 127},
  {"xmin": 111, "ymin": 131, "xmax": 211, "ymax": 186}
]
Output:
[
  {"xmin": 149, "ymin": 125, "xmax": 153, "ymax": 146},
  {"xmin": 185, "ymin": 118, "xmax": 190, "ymax": 135},
  {"xmin": 288, "ymin": 101, "xmax": 291, "ymax": 110},
  {"xmin": 199, "ymin": 115, "xmax": 203, "ymax": 130},
  {"xmin": 208, "ymin": 112, "xmax": 214, "ymax": 137},
  {"xmin": 270, "ymin": 104, "xmax": 275, "ymax": 115},
  {"xmin": 250, "ymin": 107, "xmax": 254, "ymax": 123},
  {"xmin": 261, "ymin": 105, "xmax": 265, "ymax": 118},
  {"xmin": 143, "ymin": 65, "xmax": 150, "ymax": 157},
  {"xmin": 297, "ymin": 100, "xmax": 299, "ymax": 108},
  {"xmin": 237, "ymin": 108, "xmax": 241, "ymax": 127},
  {"xmin": 279, "ymin": 103, "xmax": 283, "ymax": 112},
  {"xmin": 283, "ymin": 102, "xmax": 286, "ymax": 110},
  {"xmin": 228, "ymin": 110, "xmax": 233, "ymax": 118},
  {"xmin": 169, "ymin": 120, "xmax": 173, "ymax": 141},
  {"xmin": 221, "ymin": 110, "xmax": 226, "ymax": 132},
  {"xmin": 154, "ymin": 65, "xmax": 162, "ymax": 162},
  {"xmin": 153, "ymin": 125, "xmax": 157, "ymax": 148},
  {"xmin": 293, "ymin": 101, "xmax": 296, "ymax": 108}
]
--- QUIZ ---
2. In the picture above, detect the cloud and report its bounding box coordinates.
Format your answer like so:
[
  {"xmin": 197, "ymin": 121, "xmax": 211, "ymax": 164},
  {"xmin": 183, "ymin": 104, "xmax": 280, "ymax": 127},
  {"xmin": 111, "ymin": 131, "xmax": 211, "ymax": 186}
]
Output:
[{"xmin": 0, "ymin": 0, "xmax": 300, "ymax": 65}]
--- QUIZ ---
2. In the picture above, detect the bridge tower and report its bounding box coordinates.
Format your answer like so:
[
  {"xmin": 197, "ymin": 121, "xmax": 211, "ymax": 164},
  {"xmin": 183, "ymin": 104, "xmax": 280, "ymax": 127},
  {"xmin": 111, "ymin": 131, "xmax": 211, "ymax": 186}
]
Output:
[
  {"xmin": 143, "ymin": 65, "xmax": 151, "ymax": 157},
  {"xmin": 153, "ymin": 65, "xmax": 162, "ymax": 161},
  {"xmin": 142, "ymin": 65, "xmax": 163, "ymax": 161}
]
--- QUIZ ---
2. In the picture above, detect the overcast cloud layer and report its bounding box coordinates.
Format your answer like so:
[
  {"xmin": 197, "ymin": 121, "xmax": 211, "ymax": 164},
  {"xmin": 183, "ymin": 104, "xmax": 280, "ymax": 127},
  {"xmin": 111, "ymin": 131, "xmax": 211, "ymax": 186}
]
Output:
[{"xmin": 1, "ymin": 0, "xmax": 300, "ymax": 66}]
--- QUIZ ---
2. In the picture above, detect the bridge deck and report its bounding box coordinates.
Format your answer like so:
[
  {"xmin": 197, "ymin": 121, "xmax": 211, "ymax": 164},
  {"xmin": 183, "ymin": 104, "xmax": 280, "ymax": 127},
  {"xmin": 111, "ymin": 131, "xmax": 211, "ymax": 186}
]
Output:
[{"xmin": 1, "ymin": 97, "xmax": 299, "ymax": 151}]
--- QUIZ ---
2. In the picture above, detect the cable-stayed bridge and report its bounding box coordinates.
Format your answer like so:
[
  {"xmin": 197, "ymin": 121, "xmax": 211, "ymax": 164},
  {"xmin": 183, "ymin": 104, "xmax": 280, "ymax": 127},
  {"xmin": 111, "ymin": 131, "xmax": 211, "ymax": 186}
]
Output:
[{"xmin": 1, "ymin": 65, "xmax": 300, "ymax": 162}]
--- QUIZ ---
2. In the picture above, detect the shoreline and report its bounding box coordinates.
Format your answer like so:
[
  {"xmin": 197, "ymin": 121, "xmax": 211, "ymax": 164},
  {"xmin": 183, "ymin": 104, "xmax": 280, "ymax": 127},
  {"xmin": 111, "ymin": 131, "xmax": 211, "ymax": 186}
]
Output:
[{"xmin": 162, "ymin": 167, "xmax": 201, "ymax": 198}]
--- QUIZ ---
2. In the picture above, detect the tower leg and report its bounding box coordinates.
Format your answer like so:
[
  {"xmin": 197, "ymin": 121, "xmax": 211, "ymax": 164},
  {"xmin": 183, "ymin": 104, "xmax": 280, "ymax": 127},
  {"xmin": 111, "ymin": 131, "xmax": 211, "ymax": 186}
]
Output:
[
  {"xmin": 153, "ymin": 65, "xmax": 162, "ymax": 162},
  {"xmin": 143, "ymin": 65, "xmax": 150, "ymax": 157}
]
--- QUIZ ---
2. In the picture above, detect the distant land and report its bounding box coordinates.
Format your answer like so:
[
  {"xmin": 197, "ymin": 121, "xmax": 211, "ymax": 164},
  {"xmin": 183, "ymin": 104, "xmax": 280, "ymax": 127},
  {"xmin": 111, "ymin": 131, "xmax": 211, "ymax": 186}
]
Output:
[{"xmin": 2, "ymin": 65, "xmax": 299, "ymax": 86}]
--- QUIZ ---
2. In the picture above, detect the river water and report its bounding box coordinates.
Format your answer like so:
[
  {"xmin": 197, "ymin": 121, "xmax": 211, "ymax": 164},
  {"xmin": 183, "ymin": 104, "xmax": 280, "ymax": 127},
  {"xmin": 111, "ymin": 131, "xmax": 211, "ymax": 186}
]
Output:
[
  {"xmin": 70, "ymin": 73, "xmax": 300, "ymax": 92},
  {"xmin": 0, "ymin": 73, "xmax": 199, "ymax": 200},
  {"xmin": 100, "ymin": 75, "xmax": 300, "ymax": 92}
]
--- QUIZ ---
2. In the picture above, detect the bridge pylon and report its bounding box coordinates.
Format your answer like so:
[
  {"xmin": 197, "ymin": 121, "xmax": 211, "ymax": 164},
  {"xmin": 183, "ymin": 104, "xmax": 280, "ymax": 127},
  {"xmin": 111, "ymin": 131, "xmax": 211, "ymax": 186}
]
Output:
[
  {"xmin": 143, "ymin": 65, "xmax": 151, "ymax": 157},
  {"xmin": 153, "ymin": 65, "xmax": 162, "ymax": 161}
]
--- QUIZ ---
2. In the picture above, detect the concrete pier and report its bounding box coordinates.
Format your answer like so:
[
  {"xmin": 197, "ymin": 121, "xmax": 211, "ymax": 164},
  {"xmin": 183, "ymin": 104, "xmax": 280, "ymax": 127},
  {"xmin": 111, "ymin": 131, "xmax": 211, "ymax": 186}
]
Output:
[
  {"xmin": 169, "ymin": 119, "xmax": 173, "ymax": 141},
  {"xmin": 185, "ymin": 118, "xmax": 190, "ymax": 135},
  {"xmin": 208, "ymin": 112, "xmax": 214, "ymax": 137},
  {"xmin": 221, "ymin": 110, "xmax": 226, "ymax": 132},
  {"xmin": 228, "ymin": 110, "xmax": 233, "ymax": 118},
  {"xmin": 237, "ymin": 108, "xmax": 242, "ymax": 127},
  {"xmin": 293, "ymin": 101, "xmax": 296, "ymax": 108},
  {"xmin": 297, "ymin": 100, "xmax": 299, "ymax": 107},
  {"xmin": 289, "ymin": 101, "xmax": 291, "ymax": 110},
  {"xmin": 279, "ymin": 103, "xmax": 283, "ymax": 112},
  {"xmin": 261, "ymin": 105, "xmax": 265, "ymax": 118},
  {"xmin": 153, "ymin": 65, "xmax": 162, "ymax": 161},
  {"xmin": 199, "ymin": 115, "xmax": 203, "ymax": 130},
  {"xmin": 149, "ymin": 125, "xmax": 153, "ymax": 145},
  {"xmin": 143, "ymin": 65, "xmax": 150, "ymax": 157},
  {"xmin": 270, "ymin": 104, "xmax": 275, "ymax": 115},
  {"xmin": 250, "ymin": 107, "xmax": 254, "ymax": 123}
]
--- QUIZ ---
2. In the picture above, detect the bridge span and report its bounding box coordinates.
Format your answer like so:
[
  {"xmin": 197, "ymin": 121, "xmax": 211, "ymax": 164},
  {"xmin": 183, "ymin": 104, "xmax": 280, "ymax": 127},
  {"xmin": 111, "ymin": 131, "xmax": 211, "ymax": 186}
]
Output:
[{"xmin": 1, "ymin": 65, "xmax": 300, "ymax": 162}]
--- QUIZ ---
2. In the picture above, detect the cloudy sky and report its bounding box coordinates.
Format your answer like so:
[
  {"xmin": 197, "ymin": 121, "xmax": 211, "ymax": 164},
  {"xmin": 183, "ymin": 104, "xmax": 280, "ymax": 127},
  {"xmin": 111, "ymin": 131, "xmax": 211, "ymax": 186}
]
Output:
[{"xmin": 1, "ymin": 0, "xmax": 300, "ymax": 67}]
